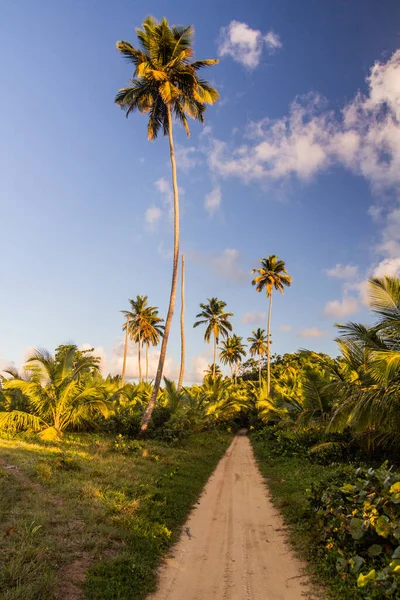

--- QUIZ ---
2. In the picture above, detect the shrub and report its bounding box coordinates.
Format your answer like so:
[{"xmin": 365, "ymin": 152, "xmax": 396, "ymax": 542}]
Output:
[{"xmin": 308, "ymin": 463, "xmax": 400, "ymax": 597}]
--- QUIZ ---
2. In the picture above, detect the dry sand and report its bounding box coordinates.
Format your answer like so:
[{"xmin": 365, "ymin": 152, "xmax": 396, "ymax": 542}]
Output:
[{"xmin": 148, "ymin": 434, "xmax": 316, "ymax": 600}]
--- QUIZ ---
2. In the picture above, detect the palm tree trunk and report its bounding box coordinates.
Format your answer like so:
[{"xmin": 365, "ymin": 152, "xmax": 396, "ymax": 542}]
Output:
[
  {"xmin": 259, "ymin": 355, "xmax": 262, "ymax": 388},
  {"xmin": 213, "ymin": 331, "xmax": 217, "ymax": 380},
  {"xmin": 267, "ymin": 292, "xmax": 273, "ymax": 395},
  {"xmin": 146, "ymin": 343, "xmax": 149, "ymax": 383},
  {"xmin": 121, "ymin": 317, "xmax": 129, "ymax": 384},
  {"xmin": 138, "ymin": 332, "xmax": 142, "ymax": 383},
  {"xmin": 177, "ymin": 254, "xmax": 185, "ymax": 392},
  {"xmin": 141, "ymin": 106, "xmax": 180, "ymax": 431}
]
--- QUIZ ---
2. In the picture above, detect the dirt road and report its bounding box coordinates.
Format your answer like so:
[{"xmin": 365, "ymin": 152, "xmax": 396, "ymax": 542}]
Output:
[{"xmin": 148, "ymin": 434, "xmax": 314, "ymax": 600}]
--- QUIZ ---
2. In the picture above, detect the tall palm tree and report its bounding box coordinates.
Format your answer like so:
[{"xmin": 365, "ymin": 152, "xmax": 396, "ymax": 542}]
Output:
[
  {"xmin": 252, "ymin": 255, "xmax": 292, "ymax": 395},
  {"xmin": 178, "ymin": 254, "xmax": 185, "ymax": 391},
  {"xmin": 115, "ymin": 17, "xmax": 219, "ymax": 431},
  {"xmin": 0, "ymin": 347, "xmax": 111, "ymax": 439},
  {"xmin": 247, "ymin": 328, "xmax": 268, "ymax": 388},
  {"xmin": 141, "ymin": 309, "xmax": 165, "ymax": 382},
  {"xmin": 219, "ymin": 335, "xmax": 247, "ymax": 384},
  {"xmin": 193, "ymin": 298, "xmax": 233, "ymax": 378}
]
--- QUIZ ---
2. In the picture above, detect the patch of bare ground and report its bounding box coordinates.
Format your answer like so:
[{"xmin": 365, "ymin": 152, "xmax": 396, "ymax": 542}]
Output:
[{"xmin": 148, "ymin": 435, "xmax": 321, "ymax": 600}]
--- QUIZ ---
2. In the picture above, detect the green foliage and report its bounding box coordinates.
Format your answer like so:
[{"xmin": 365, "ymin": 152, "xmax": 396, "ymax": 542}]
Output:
[
  {"xmin": 115, "ymin": 16, "xmax": 219, "ymax": 140},
  {"xmin": 308, "ymin": 463, "xmax": 400, "ymax": 597},
  {"xmin": 0, "ymin": 346, "xmax": 115, "ymax": 437}
]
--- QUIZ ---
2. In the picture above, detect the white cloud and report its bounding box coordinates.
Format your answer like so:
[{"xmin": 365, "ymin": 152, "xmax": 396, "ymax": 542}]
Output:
[
  {"xmin": 372, "ymin": 257, "xmax": 400, "ymax": 278},
  {"xmin": 205, "ymin": 186, "xmax": 222, "ymax": 215},
  {"xmin": 205, "ymin": 48, "xmax": 400, "ymax": 283},
  {"xmin": 155, "ymin": 177, "xmax": 173, "ymax": 207},
  {"xmin": 189, "ymin": 248, "xmax": 248, "ymax": 283},
  {"xmin": 175, "ymin": 145, "xmax": 199, "ymax": 171},
  {"xmin": 298, "ymin": 327, "xmax": 329, "ymax": 338},
  {"xmin": 106, "ymin": 338, "xmax": 179, "ymax": 381},
  {"xmin": 205, "ymin": 48, "xmax": 400, "ymax": 192},
  {"xmin": 325, "ymin": 264, "xmax": 359, "ymax": 279},
  {"xmin": 242, "ymin": 312, "xmax": 266, "ymax": 324},
  {"xmin": 187, "ymin": 355, "xmax": 209, "ymax": 384},
  {"xmin": 218, "ymin": 21, "xmax": 282, "ymax": 69},
  {"xmin": 207, "ymin": 94, "xmax": 333, "ymax": 182},
  {"xmin": 145, "ymin": 206, "xmax": 162, "ymax": 229},
  {"xmin": 323, "ymin": 297, "xmax": 359, "ymax": 318},
  {"xmin": 264, "ymin": 31, "xmax": 282, "ymax": 51},
  {"xmin": 157, "ymin": 241, "xmax": 172, "ymax": 260},
  {"xmin": 279, "ymin": 324, "xmax": 292, "ymax": 332}
]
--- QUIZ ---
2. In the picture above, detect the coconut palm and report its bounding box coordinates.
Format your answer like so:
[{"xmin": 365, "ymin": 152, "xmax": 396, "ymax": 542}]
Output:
[
  {"xmin": 141, "ymin": 309, "xmax": 165, "ymax": 383},
  {"xmin": 204, "ymin": 364, "xmax": 222, "ymax": 378},
  {"xmin": 122, "ymin": 296, "xmax": 149, "ymax": 383},
  {"xmin": 193, "ymin": 298, "xmax": 233, "ymax": 379},
  {"xmin": 327, "ymin": 277, "xmax": 400, "ymax": 448},
  {"xmin": 0, "ymin": 347, "xmax": 112, "ymax": 439},
  {"xmin": 247, "ymin": 328, "xmax": 268, "ymax": 388},
  {"xmin": 219, "ymin": 335, "xmax": 247, "ymax": 383},
  {"xmin": 115, "ymin": 17, "xmax": 219, "ymax": 431},
  {"xmin": 252, "ymin": 255, "xmax": 292, "ymax": 395}
]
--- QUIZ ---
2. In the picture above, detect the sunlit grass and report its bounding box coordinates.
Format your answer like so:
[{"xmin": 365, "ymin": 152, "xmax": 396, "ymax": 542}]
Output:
[{"xmin": 0, "ymin": 431, "xmax": 231, "ymax": 599}]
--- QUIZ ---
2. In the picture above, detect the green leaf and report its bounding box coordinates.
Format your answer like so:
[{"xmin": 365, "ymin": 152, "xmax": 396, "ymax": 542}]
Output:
[
  {"xmin": 389, "ymin": 559, "xmax": 400, "ymax": 573},
  {"xmin": 390, "ymin": 482, "xmax": 400, "ymax": 503},
  {"xmin": 349, "ymin": 517, "xmax": 365, "ymax": 540},
  {"xmin": 336, "ymin": 557, "xmax": 348, "ymax": 573},
  {"xmin": 392, "ymin": 546, "xmax": 400, "ymax": 559},
  {"xmin": 368, "ymin": 544, "xmax": 383, "ymax": 557},
  {"xmin": 341, "ymin": 483, "xmax": 355, "ymax": 494},
  {"xmin": 349, "ymin": 555, "xmax": 365, "ymax": 574},
  {"xmin": 357, "ymin": 569, "xmax": 377, "ymax": 588},
  {"xmin": 375, "ymin": 515, "xmax": 391, "ymax": 537}
]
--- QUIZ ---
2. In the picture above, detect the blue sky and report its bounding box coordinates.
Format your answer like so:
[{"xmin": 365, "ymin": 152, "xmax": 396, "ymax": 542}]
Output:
[{"xmin": 1, "ymin": 0, "xmax": 400, "ymax": 381}]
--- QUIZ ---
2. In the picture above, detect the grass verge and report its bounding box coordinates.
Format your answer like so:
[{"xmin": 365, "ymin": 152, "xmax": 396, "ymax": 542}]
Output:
[
  {"xmin": 0, "ymin": 431, "xmax": 231, "ymax": 600},
  {"xmin": 251, "ymin": 435, "xmax": 360, "ymax": 600}
]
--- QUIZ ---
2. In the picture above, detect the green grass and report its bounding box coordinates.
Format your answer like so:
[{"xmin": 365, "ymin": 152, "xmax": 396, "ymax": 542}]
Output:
[
  {"xmin": 0, "ymin": 431, "xmax": 231, "ymax": 600},
  {"xmin": 251, "ymin": 436, "xmax": 360, "ymax": 600}
]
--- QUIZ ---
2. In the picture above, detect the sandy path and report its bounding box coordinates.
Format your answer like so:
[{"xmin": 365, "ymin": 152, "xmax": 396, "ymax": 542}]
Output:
[{"xmin": 148, "ymin": 434, "xmax": 314, "ymax": 600}]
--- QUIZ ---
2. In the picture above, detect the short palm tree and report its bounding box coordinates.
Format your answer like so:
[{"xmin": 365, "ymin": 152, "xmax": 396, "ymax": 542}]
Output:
[
  {"xmin": 247, "ymin": 328, "xmax": 268, "ymax": 388},
  {"xmin": 141, "ymin": 309, "xmax": 165, "ymax": 382},
  {"xmin": 115, "ymin": 17, "xmax": 219, "ymax": 431},
  {"xmin": 327, "ymin": 276, "xmax": 400, "ymax": 448},
  {"xmin": 122, "ymin": 295, "xmax": 150, "ymax": 383},
  {"xmin": 252, "ymin": 255, "xmax": 292, "ymax": 395},
  {"xmin": 0, "ymin": 347, "xmax": 111, "ymax": 439},
  {"xmin": 193, "ymin": 298, "xmax": 233, "ymax": 379},
  {"xmin": 204, "ymin": 364, "xmax": 222, "ymax": 378},
  {"xmin": 219, "ymin": 335, "xmax": 247, "ymax": 383}
]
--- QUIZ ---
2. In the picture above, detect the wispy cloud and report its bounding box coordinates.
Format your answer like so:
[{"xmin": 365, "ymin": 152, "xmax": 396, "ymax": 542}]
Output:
[
  {"xmin": 325, "ymin": 264, "xmax": 359, "ymax": 279},
  {"xmin": 145, "ymin": 206, "xmax": 162, "ymax": 229},
  {"xmin": 323, "ymin": 297, "xmax": 359, "ymax": 318},
  {"xmin": 298, "ymin": 327, "xmax": 329, "ymax": 338},
  {"xmin": 205, "ymin": 186, "xmax": 222, "ymax": 215},
  {"xmin": 264, "ymin": 31, "xmax": 282, "ymax": 51},
  {"xmin": 242, "ymin": 312, "xmax": 266, "ymax": 324},
  {"xmin": 218, "ymin": 21, "xmax": 282, "ymax": 70},
  {"xmin": 279, "ymin": 324, "xmax": 292, "ymax": 332},
  {"xmin": 189, "ymin": 248, "xmax": 248, "ymax": 283}
]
